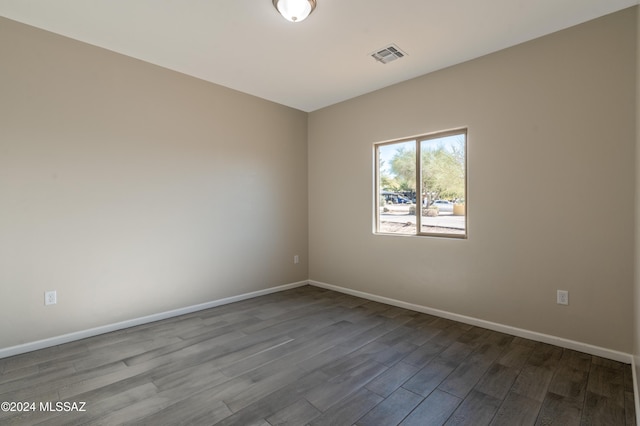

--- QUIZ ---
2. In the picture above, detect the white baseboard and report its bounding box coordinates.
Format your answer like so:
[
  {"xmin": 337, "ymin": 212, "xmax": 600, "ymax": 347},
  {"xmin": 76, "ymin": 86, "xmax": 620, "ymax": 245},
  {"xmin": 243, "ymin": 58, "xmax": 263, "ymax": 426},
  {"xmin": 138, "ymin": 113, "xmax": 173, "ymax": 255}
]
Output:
[
  {"xmin": 0, "ymin": 280, "xmax": 308, "ymax": 360},
  {"xmin": 3, "ymin": 279, "xmax": 634, "ymax": 367},
  {"xmin": 309, "ymin": 280, "xmax": 634, "ymax": 364}
]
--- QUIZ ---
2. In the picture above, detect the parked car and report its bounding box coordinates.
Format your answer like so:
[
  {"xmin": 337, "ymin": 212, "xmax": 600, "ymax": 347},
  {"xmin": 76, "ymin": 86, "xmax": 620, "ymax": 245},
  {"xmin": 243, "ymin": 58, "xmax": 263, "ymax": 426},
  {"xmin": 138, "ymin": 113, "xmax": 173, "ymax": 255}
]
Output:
[
  {"xmin": 382, "ymin": 191, "xmax": 413, "ymax": 204},
  {"xmin": 432, "ymin": 200, "xmax": 454, "ymax": 212}
]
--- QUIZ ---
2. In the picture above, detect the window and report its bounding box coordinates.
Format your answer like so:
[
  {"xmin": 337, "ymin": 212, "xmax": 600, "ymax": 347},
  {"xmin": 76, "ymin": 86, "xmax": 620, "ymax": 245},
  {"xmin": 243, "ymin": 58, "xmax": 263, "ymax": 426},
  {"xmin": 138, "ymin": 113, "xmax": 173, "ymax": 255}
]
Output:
[{"xmin": 375, "ymin": 129, "xmax": 467, "ymax": 238}]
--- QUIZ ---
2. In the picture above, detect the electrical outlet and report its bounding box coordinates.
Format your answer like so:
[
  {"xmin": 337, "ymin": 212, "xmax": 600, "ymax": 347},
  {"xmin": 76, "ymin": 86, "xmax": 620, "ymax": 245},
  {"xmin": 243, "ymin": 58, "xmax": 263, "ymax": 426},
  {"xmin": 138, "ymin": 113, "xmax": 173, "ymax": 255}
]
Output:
[
  {"xmin": 45, "ymin": 290, "xmax": 57, "ymax": 306},
  {"xmin": 557, "ymin": 290, "xmax": 568, "ymax": 305},
  {"xmin": 294, "ymin": 255, "xmax": 299, "ymax": 264}
]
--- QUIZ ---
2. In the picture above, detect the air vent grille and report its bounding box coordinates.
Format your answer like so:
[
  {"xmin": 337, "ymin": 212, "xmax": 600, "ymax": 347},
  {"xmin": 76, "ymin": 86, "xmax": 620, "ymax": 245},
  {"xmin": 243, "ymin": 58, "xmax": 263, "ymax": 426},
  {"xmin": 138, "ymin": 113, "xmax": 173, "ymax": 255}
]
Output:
[{"xmin": 371, "ymin": 44, "xmax": 407, "ymax": 64}]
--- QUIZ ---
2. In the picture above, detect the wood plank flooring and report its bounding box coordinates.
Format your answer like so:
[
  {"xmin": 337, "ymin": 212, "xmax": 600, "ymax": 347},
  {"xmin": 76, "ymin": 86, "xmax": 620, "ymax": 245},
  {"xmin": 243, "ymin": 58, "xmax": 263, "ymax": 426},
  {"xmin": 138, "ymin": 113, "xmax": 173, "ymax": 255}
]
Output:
[{"xmin": 0, "ymin": 285, "xmax": 635, "ymax": 425}]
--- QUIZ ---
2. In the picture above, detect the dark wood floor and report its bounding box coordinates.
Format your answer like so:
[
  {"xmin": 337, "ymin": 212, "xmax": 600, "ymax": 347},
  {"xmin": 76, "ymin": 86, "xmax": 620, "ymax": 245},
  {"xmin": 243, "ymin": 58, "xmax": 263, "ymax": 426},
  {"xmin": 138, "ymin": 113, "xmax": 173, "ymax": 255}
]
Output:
[{"xmin": 0, "ymin": 285, "xmax": 635, "ymax": 425}]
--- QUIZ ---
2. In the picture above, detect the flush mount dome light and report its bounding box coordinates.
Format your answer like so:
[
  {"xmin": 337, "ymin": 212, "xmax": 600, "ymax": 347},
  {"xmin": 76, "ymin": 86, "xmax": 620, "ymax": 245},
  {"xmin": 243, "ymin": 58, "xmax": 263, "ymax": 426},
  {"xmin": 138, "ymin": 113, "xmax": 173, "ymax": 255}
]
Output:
[{"xmin": 273, "ymin": 0, "xmax": 316, "ymax": 22}]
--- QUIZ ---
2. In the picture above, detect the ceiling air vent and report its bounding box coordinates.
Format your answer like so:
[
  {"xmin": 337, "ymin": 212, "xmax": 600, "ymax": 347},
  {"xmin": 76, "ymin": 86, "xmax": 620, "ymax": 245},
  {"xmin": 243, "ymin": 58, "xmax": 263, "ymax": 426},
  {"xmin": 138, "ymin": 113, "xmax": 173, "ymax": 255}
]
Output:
[{"xmin": 371, "ymin": 44, "xmax": 407, "ymax": 64}]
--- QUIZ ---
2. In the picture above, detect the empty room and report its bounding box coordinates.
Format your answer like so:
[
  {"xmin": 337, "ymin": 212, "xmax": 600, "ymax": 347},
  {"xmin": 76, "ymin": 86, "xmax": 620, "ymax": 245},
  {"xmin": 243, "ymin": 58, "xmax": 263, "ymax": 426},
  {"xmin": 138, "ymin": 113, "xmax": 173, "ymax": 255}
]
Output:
[{"xmin": 1, "ymin": 1, "xmax": 639, "ymax": 425}]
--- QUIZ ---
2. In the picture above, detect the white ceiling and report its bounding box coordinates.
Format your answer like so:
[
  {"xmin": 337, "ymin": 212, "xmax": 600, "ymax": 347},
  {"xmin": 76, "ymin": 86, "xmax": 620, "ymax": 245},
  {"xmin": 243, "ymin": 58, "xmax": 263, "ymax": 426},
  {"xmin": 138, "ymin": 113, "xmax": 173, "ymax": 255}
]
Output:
[{"xmin": 0, "ymin": 0, "xmax": 637, "ymax": 112}]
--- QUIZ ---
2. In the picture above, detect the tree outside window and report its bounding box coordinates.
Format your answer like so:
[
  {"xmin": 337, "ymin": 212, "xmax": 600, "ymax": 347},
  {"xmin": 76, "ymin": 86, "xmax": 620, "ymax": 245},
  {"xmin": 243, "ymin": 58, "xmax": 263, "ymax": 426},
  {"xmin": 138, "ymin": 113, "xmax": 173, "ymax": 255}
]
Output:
[{"xmin": 375, "ymin": 129, "xmax": 467, "ymax": 238}]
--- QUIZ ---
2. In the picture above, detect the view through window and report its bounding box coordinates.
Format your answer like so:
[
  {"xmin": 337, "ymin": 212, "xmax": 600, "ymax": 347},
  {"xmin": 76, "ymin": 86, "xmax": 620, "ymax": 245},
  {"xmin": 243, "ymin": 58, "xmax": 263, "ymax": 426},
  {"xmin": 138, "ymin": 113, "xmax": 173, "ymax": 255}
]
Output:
[{"xmin": 375, "ymin": 129, "xmax": 467, "ymax": 238}]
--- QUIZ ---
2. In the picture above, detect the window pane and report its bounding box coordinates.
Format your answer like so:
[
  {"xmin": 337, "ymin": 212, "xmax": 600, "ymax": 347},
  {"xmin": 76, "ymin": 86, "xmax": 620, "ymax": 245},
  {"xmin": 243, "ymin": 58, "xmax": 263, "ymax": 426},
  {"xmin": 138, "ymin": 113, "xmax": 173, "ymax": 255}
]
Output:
[
  {"xmin": 420, "ymin": 133, "xmax": 466, "ymax": 236},
  {"xmin": 377, "ymin": 141, "xmax": 417, "ymax": 234}
]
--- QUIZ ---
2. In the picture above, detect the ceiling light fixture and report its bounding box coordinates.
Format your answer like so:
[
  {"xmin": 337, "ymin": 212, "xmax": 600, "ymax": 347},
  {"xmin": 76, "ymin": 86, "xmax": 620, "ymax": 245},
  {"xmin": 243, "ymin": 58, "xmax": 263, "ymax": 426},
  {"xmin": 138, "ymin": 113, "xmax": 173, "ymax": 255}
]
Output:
[{"xmin": 272, "ymin": 0, "xmax": 316, "ymax": 23}]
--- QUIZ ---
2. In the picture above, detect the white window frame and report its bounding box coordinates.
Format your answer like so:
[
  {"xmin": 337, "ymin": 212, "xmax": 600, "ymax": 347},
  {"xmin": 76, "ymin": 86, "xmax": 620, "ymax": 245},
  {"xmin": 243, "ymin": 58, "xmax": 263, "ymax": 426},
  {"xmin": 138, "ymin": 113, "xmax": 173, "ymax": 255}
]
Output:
[{"xmin": 374, "ymin": 128, "xmax": 468, "ymax": 239}]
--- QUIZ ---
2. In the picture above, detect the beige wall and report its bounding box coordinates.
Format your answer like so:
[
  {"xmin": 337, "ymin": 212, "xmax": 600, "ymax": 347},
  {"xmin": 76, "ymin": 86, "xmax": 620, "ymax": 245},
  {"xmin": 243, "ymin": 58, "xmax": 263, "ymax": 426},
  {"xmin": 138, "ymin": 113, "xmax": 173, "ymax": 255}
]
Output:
[
  {"xmin": 309, "ymin": 8, "xmax": 637, "ymax": 353},
  {"xmin": 0, "ymin": 17, "xmax": 308, "ymax": 349},
  {"xmin": 1, "ymin": 8, "xmax": 638, "ymax": 357}
]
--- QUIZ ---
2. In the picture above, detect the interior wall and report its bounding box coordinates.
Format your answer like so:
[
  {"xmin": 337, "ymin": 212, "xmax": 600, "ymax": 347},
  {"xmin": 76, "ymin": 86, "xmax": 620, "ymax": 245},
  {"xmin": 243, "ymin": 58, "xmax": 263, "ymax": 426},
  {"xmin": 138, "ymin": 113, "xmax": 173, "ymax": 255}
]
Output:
[
  {"xmin": 635, "ymin": 3, "xmax": 640, "ymax": 402},
  {"xmin": 0, "ymin": 17, "xmax": 308, "ymax": 349},
  {"xmin": 309, "ymin": 8, "xmax": 637, "ymax": 353}
]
